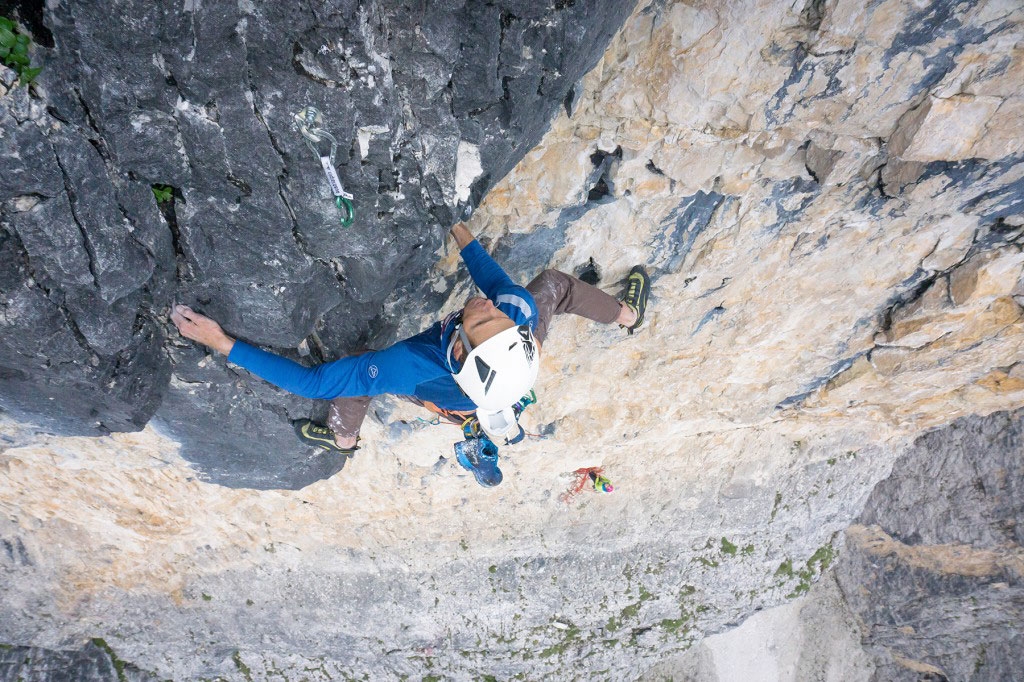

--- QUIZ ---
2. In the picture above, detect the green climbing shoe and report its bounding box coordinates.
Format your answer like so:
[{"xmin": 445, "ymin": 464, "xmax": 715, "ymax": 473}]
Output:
[
  {"xmin": 292, "ymin": 419, "xmax": 356, "ymax": 455},
  {"xmin": 620, "ymin": 265, "xmax": 651, "ymax": 334}
]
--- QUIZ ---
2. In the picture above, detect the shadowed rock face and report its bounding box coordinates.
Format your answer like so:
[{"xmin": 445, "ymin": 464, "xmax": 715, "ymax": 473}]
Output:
[
  {"xmin": 837, "ymin": 408, "xmax": 1024, "ymax": 682},
  {"xmin": 0, "ymin": 640, "xmax": 160, "ymax": 682},
  {"xmin": 0, "ymin": 0, "xmax": 636, "ymax": 488}
]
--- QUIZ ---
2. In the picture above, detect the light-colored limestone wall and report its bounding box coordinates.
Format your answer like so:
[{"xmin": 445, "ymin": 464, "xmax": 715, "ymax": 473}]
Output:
[
  {"xmin": 641, "ymin": 572, "xmax": 873, "ymax": 682},
  {"xmin": 1, "ymin": 0, "xmax": 1022, "ymax": 678}
]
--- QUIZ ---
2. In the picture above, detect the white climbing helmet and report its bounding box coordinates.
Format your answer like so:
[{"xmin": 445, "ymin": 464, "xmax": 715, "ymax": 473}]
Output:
[{"xmin": 452, "ymin": 323, "xmax": 540, "ymax": 410}]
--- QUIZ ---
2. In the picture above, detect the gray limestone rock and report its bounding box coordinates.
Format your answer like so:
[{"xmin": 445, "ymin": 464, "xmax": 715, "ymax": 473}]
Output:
[
  {"xmin": 0, "ymin": 640, "xmax": 161, "ymax": 682},
  {"xmin": 641, "ymin": 409, "xmax": 1024, "ymax": 682},
  {"xmin": 1, "ymin": 0, "xmax": 1021, "ymax": 677},
  {"xmin": 0, "ymin": 0, "xmax": 637, "ymax": 488},
  {"xmin": 836, "ymin": 408, "xmax": 1024, "ymax": 682}
]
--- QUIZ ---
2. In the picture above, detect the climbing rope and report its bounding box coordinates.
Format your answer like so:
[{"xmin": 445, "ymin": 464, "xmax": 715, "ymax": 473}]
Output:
[{"xmin": 293, "ymin": 106, "xmax": 355, "ymax": 227}]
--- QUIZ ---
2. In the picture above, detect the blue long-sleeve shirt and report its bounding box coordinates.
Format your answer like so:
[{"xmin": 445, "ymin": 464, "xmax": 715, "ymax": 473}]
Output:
[{"xmin": 227, "ymin": 239, "xmax": 539, "ymax": 411}]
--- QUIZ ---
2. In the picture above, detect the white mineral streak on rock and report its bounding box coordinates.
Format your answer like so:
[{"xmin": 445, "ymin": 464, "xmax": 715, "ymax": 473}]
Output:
[
  {"xmin": 2, "ymin": 0, "xmax": 1024, "ymax": 679},
  {"xmin": 455, "ymin": 140, "xmax": 483, "ymax": 202},
  {"xmin": 357, "ymin": 125, "xmax": 389, "ymax": 159},
  {"xmin": 129, "ymin": 113, "xmax": 151, "ymax": 133},
  {"xmin": 418, "ymin": 133, "xmax": 458, "ymax": 202}
]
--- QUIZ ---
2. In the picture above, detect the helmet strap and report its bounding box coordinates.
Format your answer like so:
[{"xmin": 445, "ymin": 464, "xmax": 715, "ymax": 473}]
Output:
[{"xmin": 446, "ymin": 317, "xmax": 464, "ymax": 371}]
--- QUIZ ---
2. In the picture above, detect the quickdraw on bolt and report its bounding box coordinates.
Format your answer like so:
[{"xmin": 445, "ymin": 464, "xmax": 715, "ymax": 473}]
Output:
[
  {"xmin": 293, "ymin": 106, "xmax": 355, "ymax": 227},
  {"xmin": 512, "ymin": 389, "xmax": 537, "ymax": 418}
]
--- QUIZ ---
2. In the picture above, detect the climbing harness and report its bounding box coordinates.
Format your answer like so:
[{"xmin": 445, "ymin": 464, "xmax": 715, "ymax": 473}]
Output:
[
  {"xmin": 465, "ymin": 389, "xmax": 542, "ymax": 444},
  {"xmin": 559, "ymin": 466, "xmax": 614, "ymax": 504},
  {"xmin": 461, "ymin": 415, "xmax": 483, "ymax": 440},
  {"xmin": 293, "ymin": 106, "xmax": 355, "ymax": 227}
]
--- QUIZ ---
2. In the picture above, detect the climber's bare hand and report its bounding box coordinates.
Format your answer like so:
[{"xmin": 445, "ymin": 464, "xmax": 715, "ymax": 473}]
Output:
[
  {"xmin": 450, "ymin": 222, "xmax": 474, "ymax": 249},
  {"xmin": 171, "ymin": 304, "xmax": 235, "ymax": 355}
]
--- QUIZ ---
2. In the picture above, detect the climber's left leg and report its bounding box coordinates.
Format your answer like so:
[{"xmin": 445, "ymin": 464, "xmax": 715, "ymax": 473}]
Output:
[
  {"xmin": 316, "ymin": 348, "xmax": 373, "ymax": 451},
  {"xmin": 325, "ymin": 395, "xmax": 371, "ymax": 450}
]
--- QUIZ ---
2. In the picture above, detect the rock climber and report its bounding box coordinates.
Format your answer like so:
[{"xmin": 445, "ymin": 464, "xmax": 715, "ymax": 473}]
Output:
[{"xmin": 171, "ymin": 221, "xmax": 650, "ymax": 486}]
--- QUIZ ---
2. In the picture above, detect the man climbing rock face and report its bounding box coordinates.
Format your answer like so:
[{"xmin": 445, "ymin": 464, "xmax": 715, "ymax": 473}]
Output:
[{"xmin": 171, "ymin": 221, "xmax": 650, "ymax": 486}]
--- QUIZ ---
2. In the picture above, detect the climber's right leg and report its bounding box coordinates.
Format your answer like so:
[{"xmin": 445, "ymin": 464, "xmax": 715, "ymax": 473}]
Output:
[{"xmin": 525, "ymin": 269, "xmax": 636, "ymax": 344}]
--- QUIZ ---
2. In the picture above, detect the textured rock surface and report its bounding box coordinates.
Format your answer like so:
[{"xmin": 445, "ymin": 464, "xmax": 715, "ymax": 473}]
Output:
[
  {"xmin": 837, "ymin": 407, "xmax": 1024, "ymax": 682},
  {"xmin": 1, "ymin": 0, "xmax": 1023, "ymax": 679},
  {"xmin": 0, "ymin": 639, "xmax": 160, "ymax": 682},
  {"xmin": 0, "ymin": 0, "xmax": 635, "ymax": 488},
  {"xmin": 0, "ymin": 412, "xmax": 886, "ymax": 680},
  {"xmin": 468, "ymin": 0, "xmax": 1024, "ymax": 436},
  {"xmin": 641, "ymin": 571, "xmax": 873, "ymax": 682},
  {"xmin": 654, "ymin": 407, "xmax": 1024, "ymax": 682}
]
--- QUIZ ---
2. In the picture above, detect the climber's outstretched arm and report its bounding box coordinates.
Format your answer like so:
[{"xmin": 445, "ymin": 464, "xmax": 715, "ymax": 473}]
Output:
[
  {"xmin": 171, "ymin": 304, "xmax": 235, "ymax": 355},
  {"xmin": 170, "ymin": 304, "xmax": 421, "ymax": 400},
  {"xmin": 449, "ymin": 222, "xmax": 533, "ymax": 317}
]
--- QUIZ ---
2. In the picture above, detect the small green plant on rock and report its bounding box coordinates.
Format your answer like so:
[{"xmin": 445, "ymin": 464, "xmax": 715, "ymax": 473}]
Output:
[
  {"xmin": 659, "ymin": 615, "xmax": 690, "ymax": 635},
  {"xmin": 151, "ymin": 184, "xmax": 174, "ymax": 203},
  {"xmin": 232, "ymin": 651, "xmax": 253, "ymax": 682},
  {"xmin": 538, "ymin": 623, "xmax": 580, "ymax": 658},
  {"xmin": 807, "ymin": 543, "xmax": 835, "ymax": 572},
  {"xmin": 770, "ymin": 491, "xmax": 783, "ymax": 521},
  {"xmin": 777, "ymin": 543, "xmax": 837, "ymax": 598},
  {"xmin": 90, "ymin": 639, "xmax": 128, "ymax": 682},
  {"xmin": 0, "ymin": 16, "xmax": 41, "ymax": 85}
]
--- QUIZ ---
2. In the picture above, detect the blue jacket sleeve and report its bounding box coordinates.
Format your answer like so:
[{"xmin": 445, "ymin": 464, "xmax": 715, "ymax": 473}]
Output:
[
  {"xmin": 459, "ymin": 239, "xmax": 539, "ymax": 328},
  {"xmin": 460, "ymin": 240, "xmax": 516, "ymax": 301},
  {"xmin": 227, "ymin": 340, "xmax": 422, "ymax": 400}
]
